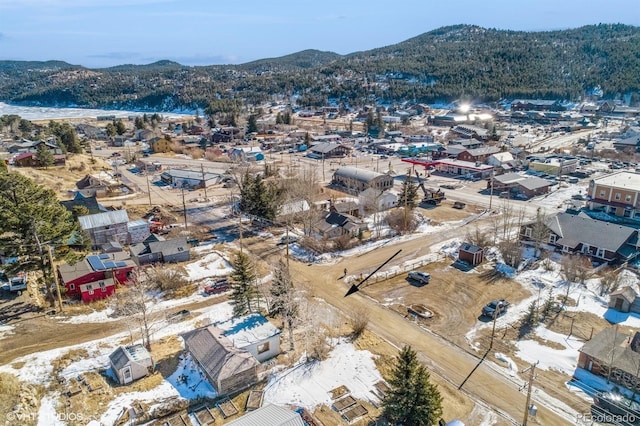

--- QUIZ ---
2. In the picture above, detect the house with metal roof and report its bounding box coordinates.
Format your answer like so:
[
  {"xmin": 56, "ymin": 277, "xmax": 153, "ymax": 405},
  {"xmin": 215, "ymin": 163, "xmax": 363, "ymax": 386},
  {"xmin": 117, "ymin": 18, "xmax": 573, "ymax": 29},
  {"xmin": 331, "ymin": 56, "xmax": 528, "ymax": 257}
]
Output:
[
  {"xmin": 578, "ymin": 328, "xmax": 640, "ymax": 393},
  {"xmin": 520, "ymin": 212, "xmax": 639, "ymax": 264},
  {"xmin": 109, "ymin": 344, "xmax": 153, "ymax": 385},
  {"xmin": 332, "ymin": 166, "xmax": 394, "ymax": 194},
  {"xmin": 159, "ymin": 169, "xmax": 221, "ymax": 189},
  {"xmin": 79, "ymin": 210, "xmax": 130, "ymax": 248},
  {"xmin": 226, "ymin": 404, "xmax": 304, "ymax": 426},
  {"xmin": 180, "ymin": 325, "xmax": 260, "ymax": 395}
]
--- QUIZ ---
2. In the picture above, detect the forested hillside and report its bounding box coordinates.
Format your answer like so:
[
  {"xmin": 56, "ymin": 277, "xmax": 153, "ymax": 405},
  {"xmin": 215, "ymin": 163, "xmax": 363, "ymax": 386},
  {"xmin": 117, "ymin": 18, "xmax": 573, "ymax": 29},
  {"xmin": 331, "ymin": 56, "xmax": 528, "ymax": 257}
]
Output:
[{"xmin": 0, "ymin": 24, "xmax": 638, "ymax": 110}]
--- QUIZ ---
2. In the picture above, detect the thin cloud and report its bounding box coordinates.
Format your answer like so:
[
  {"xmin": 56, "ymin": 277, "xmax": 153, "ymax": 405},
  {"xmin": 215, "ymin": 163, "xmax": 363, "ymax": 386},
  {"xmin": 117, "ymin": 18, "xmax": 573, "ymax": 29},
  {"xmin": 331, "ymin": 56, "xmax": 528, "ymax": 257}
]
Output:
[
  {"xmin": 0, "ymin": 0, "xmax": 176, "ymax": 9},
  {"xmin": 88, "ymin": 52, "xmax": 141, "ymax": 60},
  {"xmin": 0, "ymin": 32, "xmax": 5, "ymax": 41}
]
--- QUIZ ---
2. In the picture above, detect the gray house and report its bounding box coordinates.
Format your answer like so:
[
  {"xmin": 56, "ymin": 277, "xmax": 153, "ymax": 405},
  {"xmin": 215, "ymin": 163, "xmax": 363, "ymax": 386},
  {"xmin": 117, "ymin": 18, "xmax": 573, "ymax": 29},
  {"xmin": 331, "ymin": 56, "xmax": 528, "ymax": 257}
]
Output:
[
  {"xmin": 109, "ymin": 344, "xmax": 153, "ymax": 385},
  {"xmin": 520, "ymin": 212, "xmax": 639, "ymax": 264},
  {"xmin": 130, "ymin": 236, "xmax": 190, "ymax": 265},
  {"xmin": 181, "ymin": 326, "xmax": 259, "ymax": 395},
  {"xmin": 332, "ymin": 167, "xmax": 394, "ymax": 194}
]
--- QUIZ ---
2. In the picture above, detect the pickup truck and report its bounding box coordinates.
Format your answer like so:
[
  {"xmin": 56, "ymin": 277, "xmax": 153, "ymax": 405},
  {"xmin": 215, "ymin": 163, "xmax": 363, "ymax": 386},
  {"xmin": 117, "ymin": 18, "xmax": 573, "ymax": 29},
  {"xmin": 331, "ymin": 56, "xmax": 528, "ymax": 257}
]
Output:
[
  {"xmin": 204, "ymin": 278, "xmax": 230, "ymax": 295},
  {"xmin": 3, "ymin": 273, "xmax": 27, "ymax": 294}
]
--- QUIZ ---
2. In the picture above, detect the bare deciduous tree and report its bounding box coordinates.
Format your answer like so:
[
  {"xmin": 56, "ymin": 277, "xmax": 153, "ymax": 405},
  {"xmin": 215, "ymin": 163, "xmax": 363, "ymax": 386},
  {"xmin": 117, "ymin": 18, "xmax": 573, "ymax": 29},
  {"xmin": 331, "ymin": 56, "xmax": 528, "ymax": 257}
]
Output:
[
  {"xmin": 498, "ymin": 239, "xmax": 521, "ymax": 268},
  {"xmin": 465, "ymin": 226, "xmax": 491, "ymax": 249},
  {"xmin": 599, "ymin": 267, "xmax": 622, "ymax": 296},
  {"xmin": 110, "ymin": 270, "xmax": 163, "ymax": 351}
]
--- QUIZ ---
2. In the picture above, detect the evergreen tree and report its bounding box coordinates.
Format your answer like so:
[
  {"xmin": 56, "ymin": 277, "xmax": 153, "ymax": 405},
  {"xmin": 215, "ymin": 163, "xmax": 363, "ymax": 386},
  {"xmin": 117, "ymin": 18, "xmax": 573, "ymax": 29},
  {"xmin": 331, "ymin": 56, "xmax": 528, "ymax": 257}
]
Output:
[
  {"xmin": 0, "ymin": 172, "xmax": 79, "ymax": 301},
  {"xmin": 114, "ymin": 120, "xmax": 126, "ymax": 135},
  {"xmin": 247, "ymin": 115, "xmax": 258, "ymax": 134},
  {"xmin": 0, "ymin": 158, "xmax": 7, "ymax": 174},
  {"xmin": 229, "ymin": 251, "xmax": 258, "ymax": 316},
  {"xmin": 134, "ymin": 116, "xmax": 145, "ymax": 130},
  {"xmin": 239, "ymin": 172, "xmax": 279, "ymax": 221},
  {"xmin": 270, "ymin": 258, "xmax": 298, "ymax": 350},
  {"xmin": 383, "ymin": 346, "xmax": 443, "ymax": 426},
  {"xmin": 275, "ymin": 112, "xmax": 283, "ymax": 125},
  {"xmin": 105, "ymin": 122, "xmax": 117, "ymax": 137},
  {"xmin": 35, "ymin": 143, "xmax": 55, "ymax": 168},
  {"xmin": 397, "ymin": 169, "xmax": 419, "ymax": 209}
]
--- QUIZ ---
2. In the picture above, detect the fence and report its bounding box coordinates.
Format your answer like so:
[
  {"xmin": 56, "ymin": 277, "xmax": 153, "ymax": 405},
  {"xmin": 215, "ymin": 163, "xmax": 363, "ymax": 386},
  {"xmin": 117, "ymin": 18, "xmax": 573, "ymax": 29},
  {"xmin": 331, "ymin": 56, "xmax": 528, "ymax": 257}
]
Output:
[{"xmin": 348, "ymin": 253, "xmax": 445, "ymax": 286}]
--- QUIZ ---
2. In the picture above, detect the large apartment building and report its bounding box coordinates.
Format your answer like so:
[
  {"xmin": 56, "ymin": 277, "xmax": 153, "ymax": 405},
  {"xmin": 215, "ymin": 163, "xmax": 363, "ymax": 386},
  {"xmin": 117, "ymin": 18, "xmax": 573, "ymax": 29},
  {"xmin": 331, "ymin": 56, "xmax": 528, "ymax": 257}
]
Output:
[{"xmin": 587, "ymin": 171, "xmax": 640, "ymax": 218}]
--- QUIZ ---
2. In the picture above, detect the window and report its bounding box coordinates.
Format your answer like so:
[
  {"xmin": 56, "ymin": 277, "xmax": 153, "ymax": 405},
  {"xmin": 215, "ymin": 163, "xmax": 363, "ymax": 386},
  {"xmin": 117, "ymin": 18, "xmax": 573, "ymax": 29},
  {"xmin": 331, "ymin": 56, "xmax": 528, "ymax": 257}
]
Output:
[
  {"xmin": 562, "ymin": 246, "xmax": 570, "ymax": 253},
  {"xmin": 600, "ymin": 190, "xmax": 606, "ymax": 197},
  {"xmin": 70, "ymin": 284, "xmax": 75, "ymax": 290},
  {"xmin": 549, "ymin": 235, "xmax": 557, "ymax": 244},
  {"xmin": 257, "ymin": 342, "xmax": 270, "ymax": 354},
  {"xmin": 524, "ymin": 228, "xmax": 532, "ymax": 238},
  {"xmin": 626, "ymin": 195, "xmax": 632, "ymax": 202},
  {"xmin": 123, "ymin": 369, "xmax": 131, "ymax": 379},
  {"xmin": 177, "ymin": 247, "xmax": 184, "ymax": 252},
  {"xmin": 596, "ymin": 248, "xmax": 605, "ymax": 258},
  {"xmin": 615, "ymin": 193, "xmax": 621, "ymax": 200},
  {"xmin": 88, "ymin": 290, "xmax": 94, "ymax": 295},
  {"xmin": 582, "ymin": 244, "xmax": 590, "ymax": 254}
]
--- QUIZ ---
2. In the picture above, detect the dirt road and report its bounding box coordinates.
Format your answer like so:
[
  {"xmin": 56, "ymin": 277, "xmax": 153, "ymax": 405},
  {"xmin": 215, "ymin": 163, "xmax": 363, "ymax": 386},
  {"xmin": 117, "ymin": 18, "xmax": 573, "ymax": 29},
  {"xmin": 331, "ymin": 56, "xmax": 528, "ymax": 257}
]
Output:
[{"xmin": 287, "ymin": 226, "xmax": 577, "ymax": 425}]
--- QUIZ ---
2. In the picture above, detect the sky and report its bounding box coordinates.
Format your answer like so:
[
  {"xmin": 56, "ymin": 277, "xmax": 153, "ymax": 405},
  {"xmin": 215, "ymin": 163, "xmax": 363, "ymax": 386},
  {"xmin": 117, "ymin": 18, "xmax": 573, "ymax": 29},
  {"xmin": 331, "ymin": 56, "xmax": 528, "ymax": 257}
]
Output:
[{"xmin": 1, "ymin": 0, "xmax": 639, "ymax": 68}]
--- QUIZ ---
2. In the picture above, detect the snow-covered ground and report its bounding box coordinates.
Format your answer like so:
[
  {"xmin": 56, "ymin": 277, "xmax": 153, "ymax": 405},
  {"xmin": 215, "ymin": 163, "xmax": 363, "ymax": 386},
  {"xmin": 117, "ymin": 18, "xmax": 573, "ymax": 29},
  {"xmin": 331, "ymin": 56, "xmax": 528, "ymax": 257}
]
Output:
[{"xmin": 263, "ymin": 339, "xmax": 384, "ymax": 409}]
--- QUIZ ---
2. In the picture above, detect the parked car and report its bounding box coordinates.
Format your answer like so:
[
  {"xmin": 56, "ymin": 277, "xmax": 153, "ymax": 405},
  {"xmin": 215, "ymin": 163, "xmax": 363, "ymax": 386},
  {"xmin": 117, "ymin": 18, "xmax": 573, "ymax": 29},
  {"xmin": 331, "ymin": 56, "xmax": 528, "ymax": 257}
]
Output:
[
  {"xmin": 408, "ymin": 271, "xmax": 431, "ymax": 285},
  {"xmin": 204, "ymin": 278, "xmax": 230, "ymax": 295},
  {"xmin": 593, "ymin": 391, "xmax": 640, "ymax": 418},
  {"xmin": 166, "ymin": 309, "xmax": 191, "ymax": 323},
  {"xmin": 482, "ymin": 299, "xmax": 509, "ymax": 318},
  {"xmin": 278, "ymin": 234, "xmax": 299, "ymax": 245}
]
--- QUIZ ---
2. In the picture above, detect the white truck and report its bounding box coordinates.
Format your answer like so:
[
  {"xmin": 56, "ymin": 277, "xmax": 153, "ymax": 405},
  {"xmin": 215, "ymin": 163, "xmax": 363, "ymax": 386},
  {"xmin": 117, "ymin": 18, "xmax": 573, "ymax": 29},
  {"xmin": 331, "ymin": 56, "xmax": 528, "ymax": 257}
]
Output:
[{"xmin": 7, "ymin": 273, "xmax": 27, "ymax": 294}]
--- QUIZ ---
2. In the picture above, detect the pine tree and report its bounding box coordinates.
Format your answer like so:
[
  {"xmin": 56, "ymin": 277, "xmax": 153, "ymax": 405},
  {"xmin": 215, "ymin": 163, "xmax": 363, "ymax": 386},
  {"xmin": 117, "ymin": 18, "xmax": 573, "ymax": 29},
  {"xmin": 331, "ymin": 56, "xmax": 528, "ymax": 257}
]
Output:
[
  {"xmin": 383, "ymin": 346, "xmax": 443, "ymax": 426},
  {"xmin": 134, "ymin": 116, "xmax": 145, "ymax": 130},
  {"xmin": 270, "ymin": 258, "xmax": 298, "ymax": 350},
  {"xmin": 397, "ymin": 169, "xmax": 419, "ymax": 209},
  {"xmin": 35, "ymin": 143, "xmax": 55, "ymax": 169},
  {"xmin": 247, "ymin": 115, "xmax": 258, "ymax": 134},
  {"xmin": 229, "ymin": 251, "xmax": 258, "ymax": 316}
]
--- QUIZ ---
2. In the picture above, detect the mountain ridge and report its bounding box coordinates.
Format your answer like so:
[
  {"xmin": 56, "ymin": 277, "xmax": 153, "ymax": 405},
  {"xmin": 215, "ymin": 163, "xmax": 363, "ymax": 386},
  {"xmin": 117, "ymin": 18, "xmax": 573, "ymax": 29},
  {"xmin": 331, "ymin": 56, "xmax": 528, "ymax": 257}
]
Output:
[{"xmin": 0, "ymin": 24, "xmax": 638, "ymax": 110}]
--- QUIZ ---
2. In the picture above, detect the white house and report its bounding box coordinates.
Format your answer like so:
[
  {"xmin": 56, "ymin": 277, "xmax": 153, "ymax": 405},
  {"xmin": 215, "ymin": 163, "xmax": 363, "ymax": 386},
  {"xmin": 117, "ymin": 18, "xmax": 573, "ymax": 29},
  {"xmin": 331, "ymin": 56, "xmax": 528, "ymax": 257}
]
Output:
[
  {"xmin": 213, "ymin": 313, "xmax": 281, "ymax": 362},
  {"xmin": 487, "ymin": 152, "xmax": 514, "ymax": 167},
  {"xmin": 109, "ymin": 345, "xmax": 153, "ymax": 385},
  {"xmin": 359, "ymin": 187, "xmax": 398, "ymax": 214}
]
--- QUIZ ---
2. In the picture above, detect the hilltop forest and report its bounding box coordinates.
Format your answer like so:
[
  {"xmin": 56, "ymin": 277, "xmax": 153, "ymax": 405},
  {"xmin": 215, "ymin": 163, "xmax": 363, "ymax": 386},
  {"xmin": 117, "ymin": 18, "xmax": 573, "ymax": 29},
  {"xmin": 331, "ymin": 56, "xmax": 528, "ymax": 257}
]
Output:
[{"xmin": 0, "ymin": 24, "xmax": 639, "ymax": 111}]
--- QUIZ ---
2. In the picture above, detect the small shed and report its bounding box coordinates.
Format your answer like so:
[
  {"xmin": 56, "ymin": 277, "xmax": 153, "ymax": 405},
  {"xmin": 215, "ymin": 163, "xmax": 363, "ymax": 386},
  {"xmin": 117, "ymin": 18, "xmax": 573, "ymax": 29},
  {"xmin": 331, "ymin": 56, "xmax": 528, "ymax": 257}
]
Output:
[
  {"xmin": 109, "ymin": 344, "xmax": 153, "ymax": 385},
  {"xmin": 458, "ymin": 243, "xmax": 484, "ymax": 266},
  {"xmin": 608, "ymin": 286, "xmax": 640, "ymax": 313}
]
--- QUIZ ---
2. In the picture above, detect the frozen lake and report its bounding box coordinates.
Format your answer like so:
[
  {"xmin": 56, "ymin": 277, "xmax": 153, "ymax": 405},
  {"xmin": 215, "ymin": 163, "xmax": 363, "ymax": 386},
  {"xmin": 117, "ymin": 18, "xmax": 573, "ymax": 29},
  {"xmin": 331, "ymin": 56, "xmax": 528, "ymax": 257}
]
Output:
[{"xmin": 0, "ymin": 102, "xmax": 193, "ymax": 121}]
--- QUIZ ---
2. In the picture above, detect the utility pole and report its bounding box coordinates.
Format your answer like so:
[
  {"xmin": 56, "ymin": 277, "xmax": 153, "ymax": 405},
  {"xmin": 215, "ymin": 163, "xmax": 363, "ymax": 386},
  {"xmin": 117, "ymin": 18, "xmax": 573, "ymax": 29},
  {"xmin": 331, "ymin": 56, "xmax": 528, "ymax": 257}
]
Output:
[
  {"xmin": 181, "ymin": 185, "xmax": 188, "ymax": 229},
  {"xmin": 489, "ymin": 169, "xmax": 495, "ymax": 211},
  {"xmin": 47, "ymin": 245, "xmax": 63, "ymax": 313},
  {"xmin": 200, "ymin": 163, "xmax": 208, "ymax": 200},
  {"xmin": 522, "ymin": 361, "xmax": 539, "ymax": 426},
  {"xmin": 33, "ymin": 227, "xmax": 53, "ymax": 305},
  {"xmin": 145, "ymin": 170, "xmax": 152, "ymax": 206}
]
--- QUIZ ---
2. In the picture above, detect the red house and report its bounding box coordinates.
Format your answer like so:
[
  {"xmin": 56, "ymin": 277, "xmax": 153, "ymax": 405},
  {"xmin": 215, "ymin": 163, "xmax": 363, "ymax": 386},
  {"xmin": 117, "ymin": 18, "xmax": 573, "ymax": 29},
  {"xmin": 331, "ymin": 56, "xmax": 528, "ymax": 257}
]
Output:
[{"xmin": 58, "ymin": 253, "xmax": 136, "ymax": 303}]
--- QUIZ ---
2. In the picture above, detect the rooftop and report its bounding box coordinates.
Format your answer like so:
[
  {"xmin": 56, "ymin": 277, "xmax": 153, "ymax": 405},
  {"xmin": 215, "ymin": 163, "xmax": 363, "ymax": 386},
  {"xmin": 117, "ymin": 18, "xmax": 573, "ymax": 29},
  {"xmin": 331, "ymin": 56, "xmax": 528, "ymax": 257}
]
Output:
[
  {"xmin": 594, "ymin": 171, "xmax": 640, "ymax": 190},
  {"xmin": 214, "ymin": 313, "xmax": 281, "ymax": 349}
]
